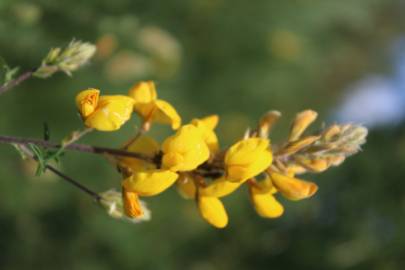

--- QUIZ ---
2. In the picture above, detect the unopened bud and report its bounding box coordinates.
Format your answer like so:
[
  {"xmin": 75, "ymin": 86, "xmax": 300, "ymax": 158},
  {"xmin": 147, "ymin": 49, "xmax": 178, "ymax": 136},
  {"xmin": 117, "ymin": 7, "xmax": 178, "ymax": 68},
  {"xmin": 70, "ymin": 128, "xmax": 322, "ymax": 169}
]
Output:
[
  {"xmin": 258, "ymin": 110, "xmax": 281, "ymax": 138},
  {"xmin": 34, "ymin": 40, "xmax": 96, "ymax": 78},
  {"xmin": 289, "ymin": 110, "xmax": 318, "ymax": 141},
  {"xmin": 99, "ymin": 189, "xmax": 151, "ymax": 223}
]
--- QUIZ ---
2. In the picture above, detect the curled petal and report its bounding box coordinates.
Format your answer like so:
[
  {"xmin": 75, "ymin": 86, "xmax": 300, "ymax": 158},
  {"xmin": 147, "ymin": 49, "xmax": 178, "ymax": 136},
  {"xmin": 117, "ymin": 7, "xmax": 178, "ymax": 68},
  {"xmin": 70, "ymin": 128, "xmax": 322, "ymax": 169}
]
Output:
[
  {"xmin": 225, "ymin": 138, "xmax": 273, "ymax": 182},
  {"xmin": 198, "ymin": 196, "xmax": 228, "ymax": 228},
  {"xmin": 199, "ymin": 177, "xmax": 241, "ymax": 198},
  {"xmin": 249, "ymin": 185, "xmax": 284, "ymax": 218},
  {"xmin": 76, "ymin": 88, "xmax": 100, "ymax": 118},
  {"xmin": 152, "ymin": 100, "xmax": 182, "ymax": 129},
  {"xmin": 122, "ymin": 169, "xmax": 179, "ymax": 196},
  {"xmin": 84, "ymin": 95, "xmax": 134, "ymax": 131},
  {"xmin": 270, "ymin": 172, "xmax": 318, "ymax": 200}
]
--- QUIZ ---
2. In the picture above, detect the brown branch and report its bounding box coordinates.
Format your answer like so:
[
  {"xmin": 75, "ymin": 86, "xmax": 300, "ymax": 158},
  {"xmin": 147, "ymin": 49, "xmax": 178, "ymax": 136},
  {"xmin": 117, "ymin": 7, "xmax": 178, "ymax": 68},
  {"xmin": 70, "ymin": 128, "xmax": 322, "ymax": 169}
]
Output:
[
  {"xmin": 0, "ymin": 70, "xmax": 34, "ymax": 96},
  {"xmin": 0, "ymin": 135, "xmax": 153, "ymax": 162},
  {"xmin": 18, "ymin": 145, "xmax": 101, "ymax": 201}
]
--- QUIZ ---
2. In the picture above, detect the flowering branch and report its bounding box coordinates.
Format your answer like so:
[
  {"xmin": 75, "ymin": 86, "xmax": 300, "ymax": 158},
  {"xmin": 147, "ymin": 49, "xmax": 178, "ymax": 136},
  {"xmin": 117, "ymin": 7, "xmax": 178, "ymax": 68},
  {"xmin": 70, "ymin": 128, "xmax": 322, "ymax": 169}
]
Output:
[{"xmin": 0, "ymin": 40, "xmax": 96, "ymax": 96}]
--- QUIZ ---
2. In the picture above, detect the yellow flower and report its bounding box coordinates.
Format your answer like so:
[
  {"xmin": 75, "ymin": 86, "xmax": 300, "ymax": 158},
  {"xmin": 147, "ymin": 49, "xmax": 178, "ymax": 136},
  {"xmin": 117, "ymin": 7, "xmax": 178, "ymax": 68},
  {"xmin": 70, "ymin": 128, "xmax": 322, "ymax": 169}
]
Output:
[
  {"xmin": 128, "ymin": 81, "xmax": 181, "ymax": 129},
  {"xmin": 248, "ymin": 178, "xmax": 284, "ymax": 218},
  {"xmin": 199, "ymin": 177, "xmax": 241, "ymax": 198},
  {"xmin": 162, "ymin": 124, "xmax": 210, "ymax": 172},
  {"xmin": 76, "ymin": 88, "xmax": 134, "ymax": 131},
  {"xmin": 191, "ymin": 115, "xmax": 220, "ymax": 153},
  {"xmin": 269, "ymin": 172, "xmax": 318, "ymax": 200},
  {"xmin": 197, "ymin": 195, "xmax": 228, "ymax": 228},
  {"xmin": 119, "ymin": 135, "xmax": 160, "ymax": 173},
  {"xmin": 225, "ymin": 138, "xmax": 273, "ymax": 182},
  {"xmin": 122, "ymin": 169, "xmax": 179, "ymax": 196}
]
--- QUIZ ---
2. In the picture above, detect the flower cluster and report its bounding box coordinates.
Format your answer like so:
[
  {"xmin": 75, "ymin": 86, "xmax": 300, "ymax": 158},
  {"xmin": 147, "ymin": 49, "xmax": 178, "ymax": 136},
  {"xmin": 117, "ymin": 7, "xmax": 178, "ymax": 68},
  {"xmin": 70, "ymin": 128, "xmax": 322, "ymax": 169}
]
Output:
[{"xmin": 76, "ymin": 81, "xmax": 367, "ymax": 228}]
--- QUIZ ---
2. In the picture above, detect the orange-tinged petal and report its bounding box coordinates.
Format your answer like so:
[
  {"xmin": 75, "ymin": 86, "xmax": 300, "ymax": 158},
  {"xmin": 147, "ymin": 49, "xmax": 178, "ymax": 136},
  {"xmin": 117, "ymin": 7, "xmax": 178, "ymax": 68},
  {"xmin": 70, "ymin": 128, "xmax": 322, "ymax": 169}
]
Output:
[
  {"xmin": 84, "ymin": 95, "xmax": 134, "ymax": 131},
  {"xmin": 152, "ymin": 99, "xmax": 182, "ymax": 129},
  {"xmin": 122, "ymin": 188, "xmax": 143, "ymax": 218},
  {"xmin": 199, "ymin": 177, "xmax": 241, "ymax": 198},
  {"xmin": 76, "ymin": 88, "xmax": 100, "ymax": 118},
  {"xmin": 198, "ymin": 196, "xmax": 228, "ymax": 228},
  {"xmin": 289, "ymin": 110, "xmax": 318, "ymax": 141},
  {"xmin": 122, "ymin": 169, "xmax": 179, "ymax": 196},
  {"xmin": 270, "ymin": 172, "xmax": 318, "ymax": 200},
  {"xmin": 249, "ymin": 185, "xmax": 284, "ymax": 218}
]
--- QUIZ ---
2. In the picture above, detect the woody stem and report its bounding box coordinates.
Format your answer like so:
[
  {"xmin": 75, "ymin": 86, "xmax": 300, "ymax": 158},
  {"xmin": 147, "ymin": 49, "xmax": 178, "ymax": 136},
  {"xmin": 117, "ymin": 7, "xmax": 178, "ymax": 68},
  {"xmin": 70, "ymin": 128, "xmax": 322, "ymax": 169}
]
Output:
[
  {"xmin": 0, "ymin": 69, "xmax": 35, "ymax": 96},
  {"xmin": 18, "ymin": 145, "xmax": 101, "ymax": 201},
  {"xmin": 0, "ymin": 135, "xmax": 153, "ymax": 162}
]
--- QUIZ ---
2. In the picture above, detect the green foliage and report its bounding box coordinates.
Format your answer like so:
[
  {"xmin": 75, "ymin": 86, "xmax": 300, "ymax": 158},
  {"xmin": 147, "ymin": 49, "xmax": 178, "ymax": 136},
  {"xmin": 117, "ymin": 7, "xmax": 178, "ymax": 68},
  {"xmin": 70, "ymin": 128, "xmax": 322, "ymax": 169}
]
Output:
[{"xmin": 1, "ymin": 0, "xmax": 405, "ymax": 269}]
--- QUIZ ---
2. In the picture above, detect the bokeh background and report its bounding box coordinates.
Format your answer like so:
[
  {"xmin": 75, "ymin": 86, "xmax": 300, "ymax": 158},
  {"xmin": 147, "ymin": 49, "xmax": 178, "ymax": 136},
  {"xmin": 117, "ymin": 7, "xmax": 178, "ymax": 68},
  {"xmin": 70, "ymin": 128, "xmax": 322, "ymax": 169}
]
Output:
[{"xmin": 1, "ymin": 0, "xmax": 405, "ymax": 269}]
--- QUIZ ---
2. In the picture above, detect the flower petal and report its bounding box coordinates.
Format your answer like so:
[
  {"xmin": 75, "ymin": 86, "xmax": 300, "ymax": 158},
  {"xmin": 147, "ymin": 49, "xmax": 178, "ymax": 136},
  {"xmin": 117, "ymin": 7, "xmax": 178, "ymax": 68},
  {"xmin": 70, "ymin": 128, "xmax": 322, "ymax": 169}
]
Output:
[
  {"xmin": 152, "ymin": 99, "xmax": 182, "ymax": 129},
  {"xmin": 128, "ymin": 81, "xmax": 157, "ymax": 104},
  {"xmin": 122, "ymin": 188, "xmax": 143, "ymax": 217},
  {"xmin": 225, "ymin": 138, "xmax": 273, "ymax": 182},
  {"xmin": 176, "ymin": 174, "xmax": 197, "ymax": 199},
  {"xmin": 199, "ymin": 177, "xmax": 241, "ymax": 198},
  {"xmin": 198, "ymin": 196, "xmax": 228, "ymax": 228},
  {"xmin": 122, "ymin": 169, "xmax": 179, "ymax": 196},
  {"xmin": 249, "ymin": 185, "xmax": 284, "ymax": 218},
  {"xmin": 270, "ymin": 172, "xmax": 318, "ymax": 200},
  {"xmin": 162, "ymin": 125, "xmax": 210, "ymax": 171},
  {"xmin": 119, "ymin": 136, "xmax": 160, "ymax": 172},
  {"xmin": 85, "ymin": 95, "xmax": 134, "ymax": 131},
  {"xmin": 76, "ymin": 88, "xmax": 100, "ymax": 118}
]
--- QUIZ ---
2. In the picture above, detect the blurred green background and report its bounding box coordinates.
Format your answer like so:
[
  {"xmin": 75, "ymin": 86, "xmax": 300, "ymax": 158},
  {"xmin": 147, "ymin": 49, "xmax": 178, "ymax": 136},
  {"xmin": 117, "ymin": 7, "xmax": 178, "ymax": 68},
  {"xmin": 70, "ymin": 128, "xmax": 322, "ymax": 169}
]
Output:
[{"xmin": 1, "ymin": 0, "xmax": 405, "ymax": 269}]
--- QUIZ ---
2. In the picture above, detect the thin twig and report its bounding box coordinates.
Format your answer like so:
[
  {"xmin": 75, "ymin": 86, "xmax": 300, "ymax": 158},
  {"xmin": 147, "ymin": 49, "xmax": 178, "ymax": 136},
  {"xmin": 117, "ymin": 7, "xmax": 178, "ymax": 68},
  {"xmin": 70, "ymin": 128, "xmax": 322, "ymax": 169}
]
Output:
[
  {"xmin": 0, "ymin": 70, "xmax": 35, "ymax": 95},
  {"xmin": 19, "ymin": 145, "xmax": 101, "ymax": 201},
  {"xmin": 0, "ymin": 135, "xmax": 153, "ymax": 162}
]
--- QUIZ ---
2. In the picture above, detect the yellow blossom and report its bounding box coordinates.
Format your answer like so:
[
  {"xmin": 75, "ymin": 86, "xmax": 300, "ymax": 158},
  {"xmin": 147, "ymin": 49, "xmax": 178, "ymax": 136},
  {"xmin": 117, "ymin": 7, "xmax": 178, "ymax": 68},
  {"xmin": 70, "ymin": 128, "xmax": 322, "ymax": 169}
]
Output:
[
  {"xmin": 128, "ymin": 81, "xmax": 181, "ymax": 129},
  {"xmin": 199, "ymin": 177, "xmax": 241, "ymax": 198},
  {"xmin": 162, "ymin": 124, "xmax": 210, "ymax": 171},
  {"xmin": 225, "ymin": 138, "xmax": 273, "ymax": 182},
  {"xmin": 122, "ymin": 169, "xmax": 179, "ymax": 196},
  {"xmin": 249, "ymin": 184, "xmax": 284, "ymax": 218},
  {"xmin": 76, "ymin": 88, "xmax": 134, "ymax": 131},
  {"xmin": 191, "ymin": 115, "xmax": 220, "ymax": 153},
  {"xmin": 269, "ymin": 172, "xmax": 318, "ymax": 200},
  {"xmin": 198, "ymin": 195, "xmax": 228, "ymax": 228},
  {"xmin": 119, "ymin": 135, "xmax": 160, "ymax": 173}
]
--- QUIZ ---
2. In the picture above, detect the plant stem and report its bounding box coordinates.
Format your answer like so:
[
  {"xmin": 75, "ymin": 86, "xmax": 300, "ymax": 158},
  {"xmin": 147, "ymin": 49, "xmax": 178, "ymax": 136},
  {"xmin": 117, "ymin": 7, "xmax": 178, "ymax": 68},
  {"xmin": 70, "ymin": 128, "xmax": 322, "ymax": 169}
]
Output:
[
  {"xmin": 0, "ymin": 135, "xmax": 153, "ymax": 162},
  {"xmin": 19, "ymin": 145, "xmax": 101, "ymax": 201},
  {"xmin": 0, "ymin": 70, "xmax": 34, "ymax": 96},
  {"xmin": 45, "ymin": 164, "xmax": 101, "ymax": 201}
]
